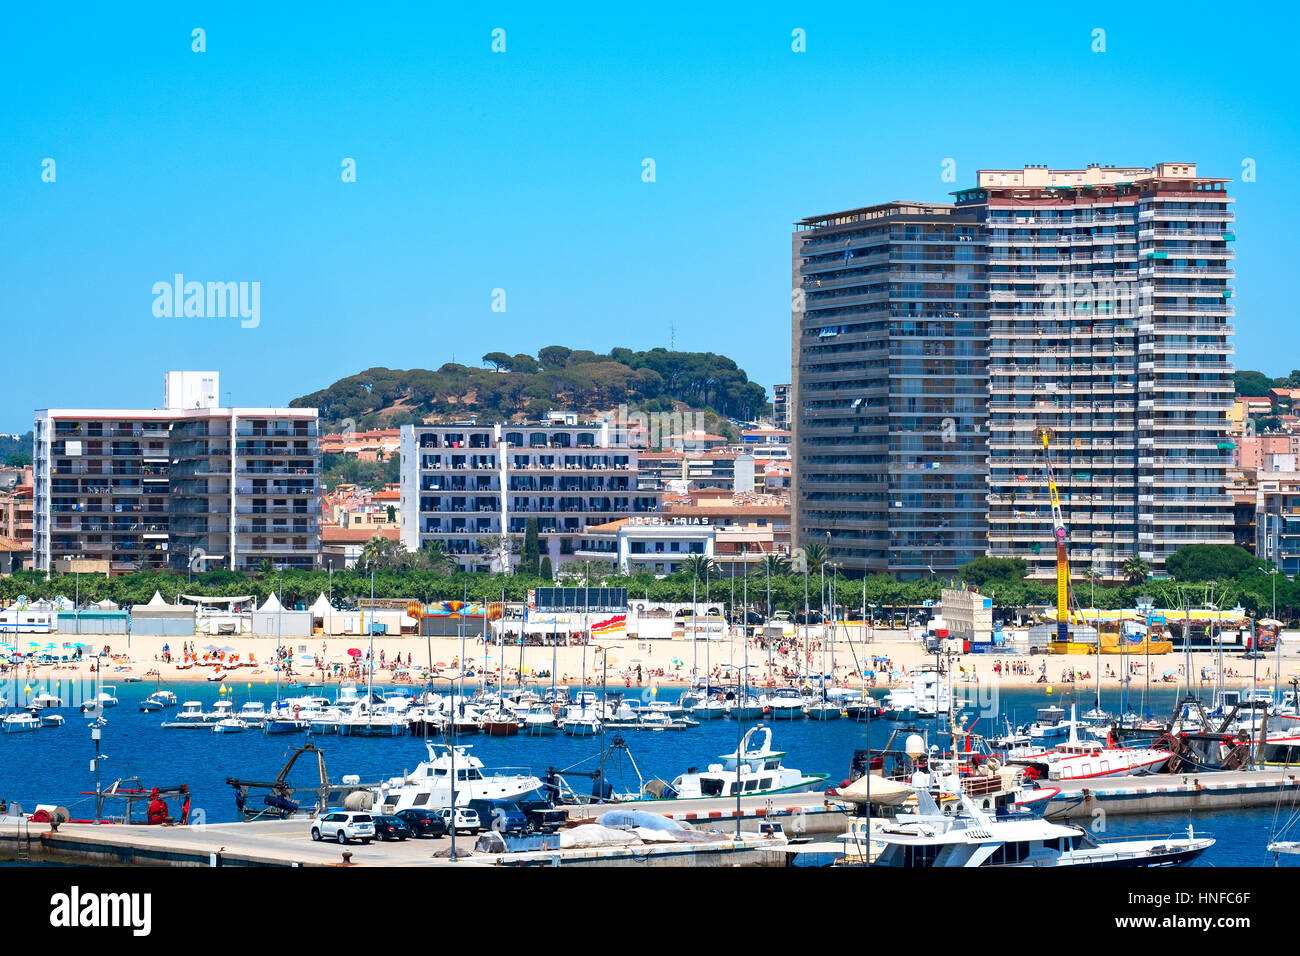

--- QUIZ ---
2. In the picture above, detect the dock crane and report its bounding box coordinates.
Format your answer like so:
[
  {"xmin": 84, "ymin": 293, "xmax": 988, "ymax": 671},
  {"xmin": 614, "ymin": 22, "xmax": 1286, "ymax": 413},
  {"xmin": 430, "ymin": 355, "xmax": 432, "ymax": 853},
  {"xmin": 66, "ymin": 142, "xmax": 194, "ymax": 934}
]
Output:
[{"xmin": 1038, "ymin": 427, "xmax": 1079, "ymax": 644}]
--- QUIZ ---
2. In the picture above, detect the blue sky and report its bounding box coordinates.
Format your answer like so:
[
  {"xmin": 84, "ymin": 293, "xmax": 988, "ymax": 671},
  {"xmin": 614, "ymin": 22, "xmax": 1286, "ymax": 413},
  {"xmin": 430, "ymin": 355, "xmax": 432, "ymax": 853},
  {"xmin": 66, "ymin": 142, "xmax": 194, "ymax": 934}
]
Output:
[{"xmin": 1, "ymin": 3, "xmax": 1295, "ymax": 429}]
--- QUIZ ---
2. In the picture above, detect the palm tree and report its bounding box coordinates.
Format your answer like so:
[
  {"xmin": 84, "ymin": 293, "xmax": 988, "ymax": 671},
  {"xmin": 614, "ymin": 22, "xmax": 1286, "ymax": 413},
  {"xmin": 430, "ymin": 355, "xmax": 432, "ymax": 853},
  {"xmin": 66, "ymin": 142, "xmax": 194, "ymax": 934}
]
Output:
[
  {"xmin": 760, "ymin": 554, "xmax": 791, "ymax": 578},
  {"xmin": 803, "ymin": 542, "xmax": 828, "ymax": 573},
  {"xmin": 1121, "ymin": 555, "xmax": 1150, "ymax": 585},
  {"xmin": 415, "ymin": 540, "xmax": 458, "ymax": 576},
  {"xmin": 679, "ymin": 554, "xmax": 717, "ymax": 584}
]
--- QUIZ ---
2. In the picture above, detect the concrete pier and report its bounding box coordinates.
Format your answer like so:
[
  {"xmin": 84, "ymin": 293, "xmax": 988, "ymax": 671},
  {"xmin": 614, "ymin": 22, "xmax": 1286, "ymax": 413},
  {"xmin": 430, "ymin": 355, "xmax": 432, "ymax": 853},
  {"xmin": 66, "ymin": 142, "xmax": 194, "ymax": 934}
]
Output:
[
  {"xmin": 1044, "ymin": 769, "xmax": 1300, "ymax": 821},
  {"xmin": 0, "ymin": 816, "xmax": 787, "ymax": 868}
]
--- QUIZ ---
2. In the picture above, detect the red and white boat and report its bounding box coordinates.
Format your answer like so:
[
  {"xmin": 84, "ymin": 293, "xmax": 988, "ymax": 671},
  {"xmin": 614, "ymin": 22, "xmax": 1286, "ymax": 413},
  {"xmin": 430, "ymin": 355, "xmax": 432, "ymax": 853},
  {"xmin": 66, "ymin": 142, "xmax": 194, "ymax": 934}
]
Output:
[{"xmin": 1008, "ymin": 739, "xmax": 1171, "ymax": 781}]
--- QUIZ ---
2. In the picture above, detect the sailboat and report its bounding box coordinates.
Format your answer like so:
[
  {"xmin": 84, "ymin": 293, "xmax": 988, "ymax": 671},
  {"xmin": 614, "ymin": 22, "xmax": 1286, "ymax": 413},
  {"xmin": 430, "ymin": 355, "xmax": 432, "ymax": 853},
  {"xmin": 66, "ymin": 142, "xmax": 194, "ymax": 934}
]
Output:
[{"xmin": 265, "ymin": 586, "xmax": 307, "ymax": 734}]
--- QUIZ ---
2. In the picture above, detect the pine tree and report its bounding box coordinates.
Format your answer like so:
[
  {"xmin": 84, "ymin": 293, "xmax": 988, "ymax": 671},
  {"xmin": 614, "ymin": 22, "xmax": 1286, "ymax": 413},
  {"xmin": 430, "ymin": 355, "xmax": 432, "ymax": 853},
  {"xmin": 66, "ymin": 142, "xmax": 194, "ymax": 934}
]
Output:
[
  {"xmin": 539, "ymin": 556, "xmax": 553, "ymax": 581},
  {"xmin": 523, "ymin": 518, "xmax": 541, "ymax": 576}
]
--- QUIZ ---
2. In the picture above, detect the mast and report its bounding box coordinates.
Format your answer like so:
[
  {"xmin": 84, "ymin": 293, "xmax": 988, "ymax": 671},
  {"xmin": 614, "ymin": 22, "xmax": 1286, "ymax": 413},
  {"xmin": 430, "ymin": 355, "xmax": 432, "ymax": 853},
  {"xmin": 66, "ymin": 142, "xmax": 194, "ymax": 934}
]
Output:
[
  {"xmin": 366, "ymin": 564, "xmax": 375, "ymax": 727},
  {"xmin": 275, "ymin": 576, "xmax": 283, "ymax": 723},
  {"xmin": 1039, "ymin": 428, "xmax": 1075, "ymax": 645}
]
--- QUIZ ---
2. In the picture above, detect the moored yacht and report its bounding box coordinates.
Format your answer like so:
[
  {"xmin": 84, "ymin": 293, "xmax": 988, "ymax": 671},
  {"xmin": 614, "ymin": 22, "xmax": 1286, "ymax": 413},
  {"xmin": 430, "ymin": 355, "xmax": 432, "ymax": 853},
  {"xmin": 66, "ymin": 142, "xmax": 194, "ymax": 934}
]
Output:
[
  {"xmin": 667, "ymin": 724, "xmax": 829, "ymax": 798},
  {"xmin": 365, "ymin": 742, "xmax": 551, "ymax": 814},
  {"xmin": 762, "ymin": 688, "xmax": 807, "ymax": 720},
  {"xmin": 869, "ymin": 787, "xmax": 1213, "ymax": 867}
]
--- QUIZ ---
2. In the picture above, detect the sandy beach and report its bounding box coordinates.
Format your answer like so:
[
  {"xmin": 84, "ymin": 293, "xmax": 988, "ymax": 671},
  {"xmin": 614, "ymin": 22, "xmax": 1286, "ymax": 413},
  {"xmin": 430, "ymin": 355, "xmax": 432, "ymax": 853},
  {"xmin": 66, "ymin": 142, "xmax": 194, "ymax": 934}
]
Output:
[{"xmin": 6, "ymin": 630, "xmax": 1299, "ymax": 700}]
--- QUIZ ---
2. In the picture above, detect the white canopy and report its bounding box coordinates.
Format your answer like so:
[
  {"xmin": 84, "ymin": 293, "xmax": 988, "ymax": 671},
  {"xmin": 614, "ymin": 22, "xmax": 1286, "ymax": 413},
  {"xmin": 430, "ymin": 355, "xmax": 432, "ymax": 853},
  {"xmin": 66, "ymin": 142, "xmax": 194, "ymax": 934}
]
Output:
[
  {"xmin": 181, "ymin": 595, "xmax": 253, "ymax": 606},
  {"xmin": 95, "ymin": 598, "xmax": 119, "ymax": 610},
  {"xmin": 145, "ymin": 590, "xmax": 172, "ymax": 608},
  {"xmin": 310, "ymin": 593, "xmax": 333, "ymax": 617},
  {"xmin": 258, "ymin": 592, "xmax": 284, "ymax": 613}
]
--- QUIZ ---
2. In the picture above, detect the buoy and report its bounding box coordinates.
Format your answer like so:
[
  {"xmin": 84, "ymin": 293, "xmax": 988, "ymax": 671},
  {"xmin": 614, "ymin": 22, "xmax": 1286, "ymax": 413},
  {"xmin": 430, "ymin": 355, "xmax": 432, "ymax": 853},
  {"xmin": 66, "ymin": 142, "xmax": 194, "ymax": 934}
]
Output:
[{"xmin": 1046, "ymin": 686, "xmax": 1054, "ymax": 695}]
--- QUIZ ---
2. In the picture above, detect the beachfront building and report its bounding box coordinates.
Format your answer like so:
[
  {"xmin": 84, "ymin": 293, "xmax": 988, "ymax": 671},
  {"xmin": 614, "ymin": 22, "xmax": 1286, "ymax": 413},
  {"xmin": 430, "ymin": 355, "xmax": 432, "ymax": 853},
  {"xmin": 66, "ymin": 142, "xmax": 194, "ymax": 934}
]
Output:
[
  {"xmin": 399, "ymin": 420, "xmax": 661, "ymax": 572},
  {"xmin": 32, "ymin": 371, "xmax": 321, "ymax": 574},
  {"xmin": 792, "ymin": 163, "xmax": 1236, "ymax": 583},
  {"xmin": 574, "ymin": 516, "xmax": 713, "ymax": 576},
  {"xmin": 792, "ymin": 200, "xmax": 989, "ymax": 579},
  {"xmin": 1257, "ymin": 473, "xmax": 1300, "ymax": 579},
  {"xmin": 966, "ymin": 163, "xmax": 1235, "ymax": 581}
]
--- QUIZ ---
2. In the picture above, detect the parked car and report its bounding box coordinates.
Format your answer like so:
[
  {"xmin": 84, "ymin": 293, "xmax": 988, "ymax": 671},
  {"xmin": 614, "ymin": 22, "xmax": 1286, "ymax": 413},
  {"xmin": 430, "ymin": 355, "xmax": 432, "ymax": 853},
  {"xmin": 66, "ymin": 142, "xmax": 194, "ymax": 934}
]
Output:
[
  {"xmin": 396, "ymin": 808, "xmax": 448, "ymax": 838},
  {"xmin": 1243, "ymin": 650, "xmax": 1268, "ymax": 660},
  {"xmin": 468, "ymin": 800, "xmax": 528, "ymax": 835},
  {"xmin": 525, "ymin": 807, "xmax": 568, "ymax": 833},
  {"xmin": 439, "ymin": 806, "xmax": 481, "ymax": 835},
  {"xmin": 311, "ymin": 811, "xmax": 374, "ymax": 845},
  {"xmin": 371, "ymin": 813, "xmax": 413, "ymax": 841}
]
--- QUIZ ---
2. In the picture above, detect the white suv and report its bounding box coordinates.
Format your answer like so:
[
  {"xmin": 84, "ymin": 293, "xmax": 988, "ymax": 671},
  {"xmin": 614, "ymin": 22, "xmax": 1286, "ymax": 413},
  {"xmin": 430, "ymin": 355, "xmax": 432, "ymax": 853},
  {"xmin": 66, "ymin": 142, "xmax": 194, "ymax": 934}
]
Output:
[
  {"xmin": 439, "ymin": 807, "xmax": 481, "ymax": 835},
  {"xmin": 312, "ymin": 811, "xmax": 375, "ymax": 845}
]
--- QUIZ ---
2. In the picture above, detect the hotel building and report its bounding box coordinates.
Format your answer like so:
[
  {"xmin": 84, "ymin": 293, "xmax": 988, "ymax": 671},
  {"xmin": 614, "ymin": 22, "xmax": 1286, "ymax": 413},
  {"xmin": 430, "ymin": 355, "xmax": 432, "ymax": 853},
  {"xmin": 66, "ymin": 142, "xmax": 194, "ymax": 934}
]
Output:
[
  {"xmin": 400, "ymin": 419, "xmax": 661, "ymax": 572},
  {"xmin": 33, "ymin": 372, "xmax": 321, "ymax": 573}
]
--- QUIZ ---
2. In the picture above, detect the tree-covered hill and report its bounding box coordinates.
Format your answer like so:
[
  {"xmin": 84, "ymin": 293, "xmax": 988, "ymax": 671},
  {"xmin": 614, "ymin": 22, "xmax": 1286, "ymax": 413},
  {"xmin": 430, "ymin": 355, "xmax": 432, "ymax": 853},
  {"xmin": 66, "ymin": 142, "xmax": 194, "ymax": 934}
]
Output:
[{"xmin": 290, "ymin": 346, "xmax": 770, "ymax": 431}]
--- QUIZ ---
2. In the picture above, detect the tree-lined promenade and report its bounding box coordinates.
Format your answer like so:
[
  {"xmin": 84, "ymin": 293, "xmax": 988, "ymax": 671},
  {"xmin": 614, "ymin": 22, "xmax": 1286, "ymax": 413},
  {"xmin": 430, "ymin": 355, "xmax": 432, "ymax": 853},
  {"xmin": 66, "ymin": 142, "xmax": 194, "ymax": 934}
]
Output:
[{"xmin": 3, "ymin": 545, "xmax": 1295, "ymax": 624}]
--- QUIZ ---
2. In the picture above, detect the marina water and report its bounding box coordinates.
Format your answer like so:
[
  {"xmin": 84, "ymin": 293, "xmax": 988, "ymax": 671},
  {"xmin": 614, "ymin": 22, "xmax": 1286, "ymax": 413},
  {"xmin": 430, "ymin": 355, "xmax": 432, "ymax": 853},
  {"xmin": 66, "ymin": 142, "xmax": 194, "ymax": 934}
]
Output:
[{"xmin": 1, "ymin": 681, "xmax": 1293, "ymax": 866}]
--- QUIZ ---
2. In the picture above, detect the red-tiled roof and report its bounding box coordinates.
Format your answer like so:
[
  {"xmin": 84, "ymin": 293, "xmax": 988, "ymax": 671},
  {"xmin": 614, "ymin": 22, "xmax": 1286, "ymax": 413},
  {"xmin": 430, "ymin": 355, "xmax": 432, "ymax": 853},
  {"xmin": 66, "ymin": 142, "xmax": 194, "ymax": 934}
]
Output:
[{"xmin": 320, "ymin": 527, "xmax": 401, "ymax": 545}]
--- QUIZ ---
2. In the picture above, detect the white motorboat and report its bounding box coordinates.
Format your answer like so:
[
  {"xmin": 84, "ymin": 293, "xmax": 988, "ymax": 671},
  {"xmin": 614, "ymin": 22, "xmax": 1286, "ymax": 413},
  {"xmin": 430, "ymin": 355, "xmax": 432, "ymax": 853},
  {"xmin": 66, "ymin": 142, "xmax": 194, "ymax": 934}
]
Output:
[
  {"xmin": 30, "ymin": 691, "xmax": 62, "ymax": 709},
  {"xmin": 79, "ymin": 686, "xmax": 119, "ymax": 713},
  {"xmin": 807, "ymin": 699, "xmax": 843, "ymax": 720},
  {"xmin": 365, "ymin": 742, "xmax": 550, "ymax": 814},
  {"xmin": 667, "ymin": 724, "xmax": 829, "ymax": 799},
  {"xmin": 162, "ymin": 700, "xmax": 217, "ymax": 728},
  {"xmin": 337, "ymin": 697, "xmax": 409, "ymax": 737},
  {"xmin": 690, "ymin": 698, "xmax": 727, "ymax": 720},
  {"xmin": 1024, "ymin": 706, "xmax": 1088, "ymax": 743},
  {"xmin": 522, "ymin": 704, "xmax": 560, "ymax": 736},
  {"xmin": 140, "ymin": 692, "xmax": 175, "ymax": 712},
  {"xmin": 2, "ymin": 711, "xmax": 42, "ymax": 734},
  {"xmin": 237, "ymin": 701, "xmax": 269, "ymax": 728},
  {"xmin": 212, "ymin": 716, "xmax": 246, "ymax": 733},
  {"xmin": 762, "ymin": 688, "xmax": 807, "ymax": 720},
  {"xmin": 868, "ymin": 787, "xmax": 1213, "ymax": 867},
  {"xmin": 39, "ymin": 710, "xmax": 65, "ymax": 727}
]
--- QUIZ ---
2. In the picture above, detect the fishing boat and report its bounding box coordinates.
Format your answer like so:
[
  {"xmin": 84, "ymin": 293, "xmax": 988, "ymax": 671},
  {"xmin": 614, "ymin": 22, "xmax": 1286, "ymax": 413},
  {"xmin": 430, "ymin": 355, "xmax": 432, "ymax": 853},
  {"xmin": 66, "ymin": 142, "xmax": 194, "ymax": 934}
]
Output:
[
  {"xmin": 667, "ymin": 724, "xmax": 829, "ymax": 798},
  {"xmin": 364, "ymin": 742, "xmax": 551, "ymax": 814}
]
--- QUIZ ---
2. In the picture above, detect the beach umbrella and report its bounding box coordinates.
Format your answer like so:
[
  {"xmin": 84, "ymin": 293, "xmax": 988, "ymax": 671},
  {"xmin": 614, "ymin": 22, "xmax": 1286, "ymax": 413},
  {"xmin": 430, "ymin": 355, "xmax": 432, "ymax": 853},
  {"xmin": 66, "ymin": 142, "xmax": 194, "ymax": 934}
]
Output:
[{"xmin": 347, "ymin": 648, "xmax": 362, "ymax": 657}]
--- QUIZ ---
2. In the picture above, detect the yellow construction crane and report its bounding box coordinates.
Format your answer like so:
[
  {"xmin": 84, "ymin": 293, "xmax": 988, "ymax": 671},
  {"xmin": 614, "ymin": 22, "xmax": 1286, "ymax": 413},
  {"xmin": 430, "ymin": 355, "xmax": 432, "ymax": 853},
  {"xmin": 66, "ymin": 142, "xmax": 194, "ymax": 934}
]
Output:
[{"xmin": 1038, "ymin": 427, "xmax": 1079, "ymax": 642}]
